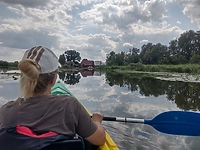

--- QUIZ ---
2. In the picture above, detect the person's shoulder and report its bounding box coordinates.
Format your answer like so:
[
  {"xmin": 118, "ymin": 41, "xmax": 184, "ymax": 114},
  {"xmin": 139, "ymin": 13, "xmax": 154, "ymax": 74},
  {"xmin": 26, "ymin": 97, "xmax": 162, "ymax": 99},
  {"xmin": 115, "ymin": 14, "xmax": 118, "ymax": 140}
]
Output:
[
  {"xmin": 0, "ymin": 98, "xmax": 20, "ymax": 109},
  {"xmin": 0, "ymin": 101, "xmax": 13, "ymax": 109}
]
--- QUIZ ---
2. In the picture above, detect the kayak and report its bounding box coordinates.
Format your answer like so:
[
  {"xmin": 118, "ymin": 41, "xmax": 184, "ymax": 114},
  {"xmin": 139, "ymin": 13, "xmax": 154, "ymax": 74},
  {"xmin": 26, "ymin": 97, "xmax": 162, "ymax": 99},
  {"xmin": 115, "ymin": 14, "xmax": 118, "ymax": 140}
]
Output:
[{"xmin": 51, "ymin": 80, "xmax": 119, "ymax": 150}]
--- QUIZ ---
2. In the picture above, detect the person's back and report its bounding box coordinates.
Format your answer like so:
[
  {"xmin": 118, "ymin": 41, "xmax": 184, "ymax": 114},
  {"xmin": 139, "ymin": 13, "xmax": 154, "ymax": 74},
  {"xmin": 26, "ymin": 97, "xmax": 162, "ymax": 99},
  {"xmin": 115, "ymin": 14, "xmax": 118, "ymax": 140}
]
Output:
[{"xmin": 0, "ymin": 46, "xmax": 105, "ymax": 150}]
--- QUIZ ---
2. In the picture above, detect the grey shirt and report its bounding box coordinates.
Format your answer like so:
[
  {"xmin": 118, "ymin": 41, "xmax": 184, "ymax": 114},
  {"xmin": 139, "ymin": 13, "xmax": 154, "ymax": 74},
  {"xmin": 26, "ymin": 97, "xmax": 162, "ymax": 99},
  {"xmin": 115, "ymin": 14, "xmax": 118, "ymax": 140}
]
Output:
[{"xmin": 0, "ymin": 94, "xmax": 97, "ymax": 138}]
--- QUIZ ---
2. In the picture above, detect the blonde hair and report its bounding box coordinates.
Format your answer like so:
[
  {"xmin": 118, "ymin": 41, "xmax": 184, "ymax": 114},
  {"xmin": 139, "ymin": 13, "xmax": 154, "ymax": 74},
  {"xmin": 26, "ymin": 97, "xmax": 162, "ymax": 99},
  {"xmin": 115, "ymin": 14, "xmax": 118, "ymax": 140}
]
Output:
[{"xmin": 18, "ymin": 59, "xmax": 58, "ymax": 99}]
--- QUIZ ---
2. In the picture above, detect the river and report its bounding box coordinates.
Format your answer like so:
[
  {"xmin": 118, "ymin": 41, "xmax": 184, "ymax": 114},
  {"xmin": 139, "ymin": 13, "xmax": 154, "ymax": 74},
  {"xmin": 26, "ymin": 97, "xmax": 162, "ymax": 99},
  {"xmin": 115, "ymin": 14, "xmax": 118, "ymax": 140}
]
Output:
[{"xmin": 1, "ymin": 70, "xmax": 200, "ymax": 150}]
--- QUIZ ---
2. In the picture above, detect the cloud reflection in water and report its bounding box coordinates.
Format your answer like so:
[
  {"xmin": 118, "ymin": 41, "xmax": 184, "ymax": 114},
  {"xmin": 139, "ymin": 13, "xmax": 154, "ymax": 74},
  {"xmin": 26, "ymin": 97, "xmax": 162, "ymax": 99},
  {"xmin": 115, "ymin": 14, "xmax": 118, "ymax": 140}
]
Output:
[{"xmin": 1, "ymin": 74, "xmax": 200, "ymax": 149}]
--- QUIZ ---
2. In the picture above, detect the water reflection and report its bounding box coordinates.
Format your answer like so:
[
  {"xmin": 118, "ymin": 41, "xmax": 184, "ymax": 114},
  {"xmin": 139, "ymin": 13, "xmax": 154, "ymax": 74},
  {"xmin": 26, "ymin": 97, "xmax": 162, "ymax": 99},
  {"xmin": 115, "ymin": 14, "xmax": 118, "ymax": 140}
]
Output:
[
  {"xmin": 105, "ymin": 71, "xmax": 200, "ymax": 111},
  {"xmin": 80, "ymin": 69, "xmax": 94, "ymax": 77},
  {"xmin": 59, "ymin": 70, "xmax": 81, "ymax": 85},
  {"xmin": 59, "ymin": 70, "xmax": 200, "ymax": 111},
  {"xmin": 2, "ymin": 70, "xmax": 200, "ymax": 149}
]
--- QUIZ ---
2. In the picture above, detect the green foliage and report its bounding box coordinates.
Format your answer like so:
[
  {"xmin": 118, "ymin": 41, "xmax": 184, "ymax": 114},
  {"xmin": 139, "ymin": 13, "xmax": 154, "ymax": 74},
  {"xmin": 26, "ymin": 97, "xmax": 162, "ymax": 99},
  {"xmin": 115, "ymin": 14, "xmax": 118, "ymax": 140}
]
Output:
[
  {"xmin": 106, "ymin": 30, "xmax": 200, "ymax": 66},
  {"xmin": 58, "ymin": 54, "xmax": 66, "ymax": 66},
  {"xmin": 105, "ymin": 71, "xmax": 200, "ymax": 110},
  {"xmin": 65, "ymin": 50, "xmax": 81, "ymax": 63},
  {"xmin": 0, "ymin": 60, "xmax": 18, "ymax": 69},
  {"xmin": 178, "ymin": 30, "xmax": 199, "ymax": 62},
  {"xmin": 140, "ymin": 43, "xmax": 169, "ymax": 64},
  {"xmin": 59, "ymin": 50, "xmax": 81, "ymax": 68},
  {"xmin": 0, "ymin": 60, "xmax": 9, "ymax": 69},
  {"xmin": 111, "ymin": 63, "xmax": 200, "ymax": 74},
  {"xmin": 129, "ymin": 63, "xmax": 144, "ymax": 71},
  {"xmin": 190, "ymin": 53, "xmax": 200, "ymax": 64}
]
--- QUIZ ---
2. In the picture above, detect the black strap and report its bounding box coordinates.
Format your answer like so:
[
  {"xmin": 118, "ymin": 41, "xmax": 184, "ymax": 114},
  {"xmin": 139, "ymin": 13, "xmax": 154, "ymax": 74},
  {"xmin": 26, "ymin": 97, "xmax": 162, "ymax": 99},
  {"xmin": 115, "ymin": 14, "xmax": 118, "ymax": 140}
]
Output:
[{"xmin": 0, "ymin": 126, "xmax": 86, "ymax": 150}]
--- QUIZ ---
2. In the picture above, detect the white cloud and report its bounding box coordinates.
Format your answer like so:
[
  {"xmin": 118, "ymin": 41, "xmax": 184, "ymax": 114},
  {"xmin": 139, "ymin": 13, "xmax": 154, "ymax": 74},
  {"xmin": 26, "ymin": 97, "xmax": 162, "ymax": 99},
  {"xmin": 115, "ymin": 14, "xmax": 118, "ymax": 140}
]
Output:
[
  {"xmin": 0, "ymin": 0, "xmax": 50, "ymax": 8},
  {"xmin": 178, "ymin": 0, "xmax": 200, "ymax": 27},
  {"xmin": 123, "ymin": 43, "xmax": 133, "ymax": 47},
  {"xmin": 140, "ymin": 40, "xmax": 149, "ymax": 43},
  {"xmin": 0, "ymin": 0, "xmax": 199, "ymax": 62},
  {"xmin": 0, "ymin": 46, "xmax": 25, "ymax": 62}
]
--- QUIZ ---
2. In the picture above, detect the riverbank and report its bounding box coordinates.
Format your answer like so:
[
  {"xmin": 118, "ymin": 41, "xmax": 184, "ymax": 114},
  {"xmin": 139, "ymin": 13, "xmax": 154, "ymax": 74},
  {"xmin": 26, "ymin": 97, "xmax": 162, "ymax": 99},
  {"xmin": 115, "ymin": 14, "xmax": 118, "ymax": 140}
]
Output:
[
  {"xmin": 98, "ymin": 64, "xmax": 200, "ymax": 74},
  {"xmin": 118, "ymin": 70, "xmax": 200, "ymax": 83},
  {"xmin": 2, "ymin": 63, "xmax": 200, "ymax": 83},
  {"xmin": 98, "ymin": 64, "xmax": 200, "ymax": 83}
]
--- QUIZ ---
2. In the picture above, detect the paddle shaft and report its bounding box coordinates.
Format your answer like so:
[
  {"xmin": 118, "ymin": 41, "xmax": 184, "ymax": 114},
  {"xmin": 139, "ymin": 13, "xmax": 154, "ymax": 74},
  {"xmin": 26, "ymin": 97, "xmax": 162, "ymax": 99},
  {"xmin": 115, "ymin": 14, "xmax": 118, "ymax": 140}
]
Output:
[{"xmin": 103, "ymin": 116, "xmax": 144, "ymax": 123}]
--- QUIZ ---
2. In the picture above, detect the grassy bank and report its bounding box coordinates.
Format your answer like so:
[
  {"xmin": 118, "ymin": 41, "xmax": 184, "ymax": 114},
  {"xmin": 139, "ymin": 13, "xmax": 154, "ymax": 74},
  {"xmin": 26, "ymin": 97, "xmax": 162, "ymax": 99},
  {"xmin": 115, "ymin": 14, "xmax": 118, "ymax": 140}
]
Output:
[{"xmin": 97, "ymin": 64, "xmax": 200, "ymax": 74}]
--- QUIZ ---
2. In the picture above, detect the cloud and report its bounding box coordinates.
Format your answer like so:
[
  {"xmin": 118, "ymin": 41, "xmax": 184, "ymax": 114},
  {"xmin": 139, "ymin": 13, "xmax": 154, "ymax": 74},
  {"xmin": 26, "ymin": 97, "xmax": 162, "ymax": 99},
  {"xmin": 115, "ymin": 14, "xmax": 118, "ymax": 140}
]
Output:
[
  {"xmin": 123, "ymin": 43, "xmax": 133, "ymax": 47},
  {"xmin": 0, "ymin": 0, "xmax": 199, "ymax": 62},
  {"xmin": 78, "ymin": 34, "xmax": 117, "ymax": 61},
  {"xmin": 0, "ymin": 0, "xmax": 50, "ymax": 8},
  {"xmin": 178, "ymin": 0, "xmax": 200, "ymax": 27},
  {"xmin": 140, "ymin": 40, "xmax": 149, "ymax": 43},
  {"xmin": 0, "ymin": 46, "xmax": 25, "ymax": 61},
  {"xmin": 80, "ymin": 0, "xmax": 167, "ymax": 32},
  {"xmin": 0, "ymin": 28, "xmax": 60, "ymax": 49},
  {"xmin": 0, "ymin": 1, "xmax": 72, "ymax": 50}
]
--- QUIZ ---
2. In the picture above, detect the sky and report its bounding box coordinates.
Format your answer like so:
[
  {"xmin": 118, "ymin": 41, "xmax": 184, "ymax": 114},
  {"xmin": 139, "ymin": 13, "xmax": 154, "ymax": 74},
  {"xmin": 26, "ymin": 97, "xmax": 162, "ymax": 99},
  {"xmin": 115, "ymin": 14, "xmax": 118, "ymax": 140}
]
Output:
[{"xmin": 0, "ymin": 0, "xmax": 199, "ymax": 62}]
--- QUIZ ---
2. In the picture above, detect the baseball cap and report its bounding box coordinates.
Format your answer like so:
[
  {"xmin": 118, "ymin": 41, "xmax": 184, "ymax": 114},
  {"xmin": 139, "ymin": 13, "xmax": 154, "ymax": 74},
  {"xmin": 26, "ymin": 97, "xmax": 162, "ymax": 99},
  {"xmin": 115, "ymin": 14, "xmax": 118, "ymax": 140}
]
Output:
[{"xmin": 22, "ymin": 46, "xmax": 59, "ymax": 74}]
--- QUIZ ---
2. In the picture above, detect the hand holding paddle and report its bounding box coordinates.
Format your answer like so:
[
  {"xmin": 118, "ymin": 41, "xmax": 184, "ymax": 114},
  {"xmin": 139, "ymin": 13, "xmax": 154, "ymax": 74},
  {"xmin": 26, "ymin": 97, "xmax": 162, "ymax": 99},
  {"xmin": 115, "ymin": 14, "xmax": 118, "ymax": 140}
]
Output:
[{"xmin": 92, "ymin": 113, "xmax": 104, "ymax": 123}]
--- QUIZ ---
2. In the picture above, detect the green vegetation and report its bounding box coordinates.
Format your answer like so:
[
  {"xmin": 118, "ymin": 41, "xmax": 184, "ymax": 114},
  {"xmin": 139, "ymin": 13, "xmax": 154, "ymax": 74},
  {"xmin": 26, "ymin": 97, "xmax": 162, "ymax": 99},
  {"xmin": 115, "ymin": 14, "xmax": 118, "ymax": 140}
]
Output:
[
  {"xmin": 59, "ymin": 50, "xmax": 81, "ymax": 67},
  {"xmin": 98, "ymin": 63, "xmax": 200, "ymax": 74},
  {"xmin": 104, "ymin": 70, "xmax": 200, "ymax": 111},
  {"xmin": 103, "ymin": 30, "xmax": 200, "ymax": 75},
  {"xmin": 1, "ymin": 30, "xmax": 200, "ymax": 75},
  {"xmin": 0, "ymin": 60, "xmax": 18, "ymax": 69},
  {"xmin": 106, "ymin": 30, "xmax": 200, "ymax": 66}
]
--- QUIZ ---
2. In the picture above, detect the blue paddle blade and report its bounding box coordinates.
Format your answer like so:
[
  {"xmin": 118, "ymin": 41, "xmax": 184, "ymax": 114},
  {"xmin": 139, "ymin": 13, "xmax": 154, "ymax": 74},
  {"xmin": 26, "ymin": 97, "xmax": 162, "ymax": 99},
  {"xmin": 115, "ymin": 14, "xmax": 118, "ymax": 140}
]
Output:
[{"xmin": 144, "ymin": 111, "xmax": 200, "ymax": 136}]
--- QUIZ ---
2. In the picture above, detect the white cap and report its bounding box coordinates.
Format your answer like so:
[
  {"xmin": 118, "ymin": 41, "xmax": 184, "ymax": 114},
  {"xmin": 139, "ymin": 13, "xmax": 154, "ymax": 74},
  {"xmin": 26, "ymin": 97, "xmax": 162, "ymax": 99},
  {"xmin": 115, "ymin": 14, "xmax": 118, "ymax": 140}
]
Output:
[{"xmin": 22, "ymin": 46, "xmax": 59, "ymax": 74}]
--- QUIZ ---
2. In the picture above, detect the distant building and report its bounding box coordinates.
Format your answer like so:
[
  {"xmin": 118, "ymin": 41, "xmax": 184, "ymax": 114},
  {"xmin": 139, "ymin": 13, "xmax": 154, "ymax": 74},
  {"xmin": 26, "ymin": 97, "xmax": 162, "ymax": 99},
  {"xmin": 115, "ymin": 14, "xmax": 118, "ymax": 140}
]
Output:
[
  {"xmin": 94, "ymin": 61, "xmax": 102, "ymax": 66},
  {"xmin": 80, "ymin": 59, "xmax": 94, "ymax": 68}
]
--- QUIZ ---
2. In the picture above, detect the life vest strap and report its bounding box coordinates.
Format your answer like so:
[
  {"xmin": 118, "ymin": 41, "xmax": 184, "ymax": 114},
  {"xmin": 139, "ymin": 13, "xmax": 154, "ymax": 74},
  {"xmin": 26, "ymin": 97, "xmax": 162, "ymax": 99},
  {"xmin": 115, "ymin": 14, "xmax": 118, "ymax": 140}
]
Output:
[{"xmin": 16, "ymin": 125, "xmax": 57, "ymax": 138}]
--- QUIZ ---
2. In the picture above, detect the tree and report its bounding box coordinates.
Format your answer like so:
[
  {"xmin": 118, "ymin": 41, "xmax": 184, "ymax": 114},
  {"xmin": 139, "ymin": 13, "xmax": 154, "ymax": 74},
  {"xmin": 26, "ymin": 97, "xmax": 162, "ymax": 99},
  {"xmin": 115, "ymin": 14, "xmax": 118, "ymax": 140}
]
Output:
[
  {"xmin": 140, "ymin": 43, "xmax": 153, "ymax": 64},
  {"xmin": 0, "ymin": 60, "xmax": 9, "ymax": 69},
  {"xmin": 65, "ymin": 50, "xmax": 81, "ymax": 62},
  {"xmin": 178, "ymin": 30, "xmax": 197, "ymax": 62},
  {"xmin": 58, "ymin": 54, "xmax": 66, "ymax": 66},
  {"xmin": 130, "ymin": 47, "xmax": 140, "ymax": 55},
  {"xmin": 64, "ymin": 50, "xmax": 81, "ymax": 67},
  {"xmin": 125, "ymin": 47, "xmax": 140, "ymax": 64},
  {"xmin": 106, "ymin": 51, "xmax": 116, "ymax": 65},
  {"xmin": 190, "ymin": 51, "xmax": 200, "ymax": 64},
  {"xmin": 115, "ymin": 52, "xmax": 125, "ymax": 66},
  {"xmin": 169, "ymin": 39, "xmax": 180, "ymax": 56},
  {"xmin": 105, "ymin": 30, "xmax": 200, "ymax": 66},
  {"xmin": 152, "ymin": 43, "xmax": 169, "ymax": 64},
  {"xmin": 139, "ymin": 43, "xmax": 169, "ymax": 64}
]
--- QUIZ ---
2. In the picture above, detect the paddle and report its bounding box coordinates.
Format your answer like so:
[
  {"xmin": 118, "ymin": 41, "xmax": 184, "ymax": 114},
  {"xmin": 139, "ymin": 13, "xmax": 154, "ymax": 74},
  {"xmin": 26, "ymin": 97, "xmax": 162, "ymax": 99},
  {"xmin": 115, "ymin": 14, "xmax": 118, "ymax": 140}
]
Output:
[{"xmin": 102, "ymin": 111, "xmax": 200, "ymax": 136}]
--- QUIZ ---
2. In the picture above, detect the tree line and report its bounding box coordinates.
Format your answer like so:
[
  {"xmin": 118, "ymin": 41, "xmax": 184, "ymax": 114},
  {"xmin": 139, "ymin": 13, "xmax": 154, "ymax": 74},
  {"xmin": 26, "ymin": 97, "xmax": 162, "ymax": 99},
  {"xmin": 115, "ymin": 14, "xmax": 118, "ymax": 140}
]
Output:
[
  {"xmin": 0, "ymin": 60, "xmax": 18, "ymax": 69},
  {"xmin": 106, "ymin": 30, "xmax": 200, "ymax": 65}
]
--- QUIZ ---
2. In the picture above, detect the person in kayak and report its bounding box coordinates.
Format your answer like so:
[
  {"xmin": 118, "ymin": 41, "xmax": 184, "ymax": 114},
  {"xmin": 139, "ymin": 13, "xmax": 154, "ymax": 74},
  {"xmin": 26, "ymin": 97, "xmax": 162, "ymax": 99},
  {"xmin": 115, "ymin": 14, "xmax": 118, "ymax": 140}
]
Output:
[{"xmin": 0, "ymin": 46, "xmax": 106, "ymax": 147}]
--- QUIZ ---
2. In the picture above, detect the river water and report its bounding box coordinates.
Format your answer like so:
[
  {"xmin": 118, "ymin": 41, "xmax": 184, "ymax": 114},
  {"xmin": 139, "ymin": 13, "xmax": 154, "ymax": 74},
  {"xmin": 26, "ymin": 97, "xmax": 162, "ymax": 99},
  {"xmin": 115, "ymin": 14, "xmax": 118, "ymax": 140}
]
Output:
[{"xmin": 1, "ymin": 70, "xmax": 200, "ymax": 150}]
